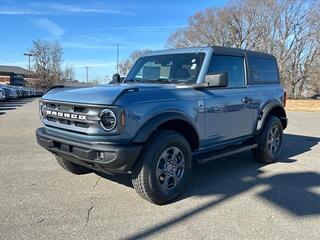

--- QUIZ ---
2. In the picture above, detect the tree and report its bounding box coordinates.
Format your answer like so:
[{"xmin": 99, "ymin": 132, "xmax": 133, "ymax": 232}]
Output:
[
  {"xmin": 166, "ymin": 0, "xmax": 320, "ymax": 98},
  {"xmin": 62, "ymin": 65, "xmax": 75, "ymax": 82},
  {"xmin": 118, "ymin": 49, "xmax": 151, "ymax": 76},
  {"xmin": 29, "ymin": 40, "xmax": 64, "ymax": 90}
]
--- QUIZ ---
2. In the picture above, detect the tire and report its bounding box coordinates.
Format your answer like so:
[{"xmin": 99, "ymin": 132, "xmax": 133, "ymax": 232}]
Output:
[
  {"xmin": 252, "ymin": 116, "xmax": 283, "ymax": 163},
  {"xmin": 55, "ymin": 155, "xmax": 91, "ymax": 175},
  {"xmin": 131, "ymin": 130, "xmax": 192, "ymax": 205}
]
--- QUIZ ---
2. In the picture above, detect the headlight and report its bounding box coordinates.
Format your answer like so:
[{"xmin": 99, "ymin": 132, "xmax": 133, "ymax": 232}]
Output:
[
  {"xmin": 39, "ymin": 100, "xmax": 44, "ymax": 119},
  {"xmin": 99, "ymin": 109, "xmax": 117, "ymax": 131}
]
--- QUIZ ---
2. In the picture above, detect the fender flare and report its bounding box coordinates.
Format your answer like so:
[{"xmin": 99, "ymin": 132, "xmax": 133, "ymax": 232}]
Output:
[
  {"xmin": 256, "ymin": 100, "xmax": 287, "ymax": 131},
  {"xmin": 132, "ymin": 112, "xmax": 200, "ymax": 144}
]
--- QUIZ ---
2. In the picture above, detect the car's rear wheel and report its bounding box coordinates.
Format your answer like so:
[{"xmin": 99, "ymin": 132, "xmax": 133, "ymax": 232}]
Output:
[
  {"xmin": 252, "ymin": 116, "xmax": 283, "ymax": 163},
  {"xmin": 131, "ymin": 130, "xmax": 192, "ymax": 205},
  {"xmin": 55, "ymin": 155, "xmax": 91, "ymax": 174}
]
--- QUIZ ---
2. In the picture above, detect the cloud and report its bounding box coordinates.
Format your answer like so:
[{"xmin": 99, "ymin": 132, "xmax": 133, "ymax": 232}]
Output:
[
  {"xmin": 34, "ymin": 18, "xmax": 65, "ymax": 38},
  {"xmin": 0, "ymin": 3, "xmax": 133, "ymax": 16},
  {"xmin": 66, "ymin": 60, "xmax": 116, "ymax": 68},
  {"xmin": 0, "ymin": 8, "xmax": 39, "ymax": 15},
  {"xmin": 80, "ymin": 35, "xmax": 105, "ymax": 43},
  {"xmin": 99, "ymin": 25, "xmax": 187, "ymax": 31},
  {"xmin": 63, "ymin": 42, "xmax": 125, "ymax": 50},
  {"xmin": 42, "ymin": 3, "xmax": 129, "ymax": 15}
]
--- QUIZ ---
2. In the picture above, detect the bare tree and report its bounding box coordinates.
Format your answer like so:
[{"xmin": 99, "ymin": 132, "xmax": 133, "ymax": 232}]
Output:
[
  {"xmin": 62, "ymin": 65, "xmax": 75, "ymax": 82},
  {"xmin": 166, "ymin": 0, "xmax": 320, "ymax": 98},
  {"xmin": 118, "ymin": 49, "xmax": 151, "ymax": 76},
  {"xmin": 29, "ymin": 40, "xmax": 63, "ymax": 90}
]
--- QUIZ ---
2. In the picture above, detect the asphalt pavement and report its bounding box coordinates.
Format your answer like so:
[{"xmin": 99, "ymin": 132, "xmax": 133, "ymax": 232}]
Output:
[{"xmin": 0, "ymin": 98, "xmax": 320, "ymax": 240}]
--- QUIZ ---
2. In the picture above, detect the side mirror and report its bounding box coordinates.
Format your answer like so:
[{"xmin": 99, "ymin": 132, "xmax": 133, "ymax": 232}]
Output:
[
  {"xmin": 111, "ymin": 73, "xmax": 121, "ymax": 84},
  {"xmin": 204, "ymin": 72, "xmax": 228, "ymax": 87}
]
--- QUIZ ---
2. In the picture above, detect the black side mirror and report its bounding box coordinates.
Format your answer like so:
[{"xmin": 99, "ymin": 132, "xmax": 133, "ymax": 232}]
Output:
[
  {"xmin": 204, "ymin": 72, "xmax": 228, "ymax": 87},
  {"xmin": 111, "ymin": 73, "xmax": 121, "ymax": 84}
]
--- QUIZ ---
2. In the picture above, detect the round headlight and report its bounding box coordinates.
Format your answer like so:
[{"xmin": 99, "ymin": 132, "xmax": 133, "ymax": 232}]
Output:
[
  {"xmin": 39, "ymin": 100, "xmax": 44, "ymax": 119},
  {"xmin": 99, "ymin": 109, "xmax": 117, "ymax": 131}
]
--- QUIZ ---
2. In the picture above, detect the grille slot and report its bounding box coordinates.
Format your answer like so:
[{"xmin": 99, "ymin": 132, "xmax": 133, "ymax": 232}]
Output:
[
  {"xmin": 74, "ymin": 121, "xmax": 89, "ymax": 128},
  {"xmin": 59, "ymin": 119, "xmax": 71, "ymax": 125},
  {"xmin": 47, "ymin": 116, "xmax": 57, "ymax": 122},
  {"xmin": 73, "ymin": 106, "xmax": 88, "ymax": 113}
]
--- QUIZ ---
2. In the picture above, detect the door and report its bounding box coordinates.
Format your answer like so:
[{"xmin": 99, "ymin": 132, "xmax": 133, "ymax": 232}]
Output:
[{"xmin": 203, "ymin": 54, "xmax": 254, "ymax": 146}]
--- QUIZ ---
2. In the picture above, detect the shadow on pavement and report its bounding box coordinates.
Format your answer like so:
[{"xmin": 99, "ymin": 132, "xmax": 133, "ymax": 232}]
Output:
[
  {"xmin": 106, "ymin": 133, "xmax": 319, "ymax": 239},
  {"xmin": 0, "ymin": 98, "xmax": 38, "ymax": 116}
]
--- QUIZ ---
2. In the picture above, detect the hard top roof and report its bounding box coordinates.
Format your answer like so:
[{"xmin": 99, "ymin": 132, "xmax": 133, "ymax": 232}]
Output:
[{"xmin": 144, "ymin": 46, "xmax": 275, "ymax": 58}]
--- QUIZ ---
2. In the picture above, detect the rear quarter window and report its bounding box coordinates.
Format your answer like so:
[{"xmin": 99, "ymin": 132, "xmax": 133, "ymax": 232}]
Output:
[{"xmin": 248, "ymin": 56, "xmax": 279, "ymax": 83}]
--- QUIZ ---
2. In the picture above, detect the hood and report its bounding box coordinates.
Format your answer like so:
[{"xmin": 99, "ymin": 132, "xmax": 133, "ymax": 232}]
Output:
[{"xmin": 42, "ymin": 83, "xmax": 185, "ymax": 105}]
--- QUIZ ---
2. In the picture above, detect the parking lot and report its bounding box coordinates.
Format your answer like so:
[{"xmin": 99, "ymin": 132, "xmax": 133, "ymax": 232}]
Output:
[{"xmin": 0, "ymin": 98, "xmax": 319, "ymax": 240}]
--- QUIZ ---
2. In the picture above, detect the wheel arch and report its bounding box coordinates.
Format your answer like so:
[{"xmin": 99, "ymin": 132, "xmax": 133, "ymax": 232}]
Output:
[
  {"xmin": 256, "ymin": 101, "xmax": 287, "ymax": 132},
  {"xmin": 132, "ymin": 112, "xmax": 200, "ymax": 150}
]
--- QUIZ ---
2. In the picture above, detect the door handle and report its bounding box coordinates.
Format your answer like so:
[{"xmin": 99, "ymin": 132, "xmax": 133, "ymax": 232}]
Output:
[{"xmin": 241, "ymin": 96, "xmax": 253, "ymax": 103}]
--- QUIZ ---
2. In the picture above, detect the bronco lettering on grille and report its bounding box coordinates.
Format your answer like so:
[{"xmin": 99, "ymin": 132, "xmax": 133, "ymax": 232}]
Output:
[{"xmin": 45, "ymin": 110, "xmax": 86, "ymax": 121}]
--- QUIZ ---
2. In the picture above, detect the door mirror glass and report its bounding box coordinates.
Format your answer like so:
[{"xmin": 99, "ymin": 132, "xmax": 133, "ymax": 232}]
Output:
[{"xmin": 204, "ymin": 72, "xmax": 228, "ymax": 87}]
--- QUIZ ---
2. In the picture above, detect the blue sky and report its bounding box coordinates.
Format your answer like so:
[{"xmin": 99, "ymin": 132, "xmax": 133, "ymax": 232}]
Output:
[{"xmin": 0, "ymin": 0, "xmax": 226, "ymax": 82}]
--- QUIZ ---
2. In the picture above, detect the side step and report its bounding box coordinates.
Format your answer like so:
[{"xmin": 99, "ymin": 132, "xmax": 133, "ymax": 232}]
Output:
[{"xmin": 195, "ymin": 144, "xmax": 258, "ymax": 164}]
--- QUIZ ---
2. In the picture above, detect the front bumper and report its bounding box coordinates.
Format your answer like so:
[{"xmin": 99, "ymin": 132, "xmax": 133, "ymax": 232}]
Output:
[{"xmin": 36, "ymin": 128, "xmax": 142, "ymax": 173}]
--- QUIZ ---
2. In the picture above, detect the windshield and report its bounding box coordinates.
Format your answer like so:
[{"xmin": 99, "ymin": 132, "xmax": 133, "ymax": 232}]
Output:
[{"xmin": 125, "ymin": 53, "xmax": 205, "ymax": 84}]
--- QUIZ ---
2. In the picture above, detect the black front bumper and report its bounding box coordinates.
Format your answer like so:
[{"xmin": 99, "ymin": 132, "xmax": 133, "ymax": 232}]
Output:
[{"xmin": 36, "ymin": 128, "xmax": 142, "ymax": 173}]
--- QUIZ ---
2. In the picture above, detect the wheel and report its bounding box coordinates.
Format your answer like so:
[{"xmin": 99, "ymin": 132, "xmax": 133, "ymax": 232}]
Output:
[
  {"xmin": 131, "ymin": 130, "xmax": 192, "ymax": 204},
  {"xmin": 252, "ymin": 116, "xmax": 283, "ymax": 163},
  {"xmin": 55, "ymin": 155, "xmax": 91, "ymax": 175}
]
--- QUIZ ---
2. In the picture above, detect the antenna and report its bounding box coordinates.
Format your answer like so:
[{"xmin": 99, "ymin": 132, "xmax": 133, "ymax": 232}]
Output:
[{"xmin": 116, "ymin": 43, "xmax": 119, "ymax": 74}]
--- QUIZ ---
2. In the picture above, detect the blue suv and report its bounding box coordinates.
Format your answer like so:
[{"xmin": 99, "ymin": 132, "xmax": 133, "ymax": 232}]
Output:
[{"xmin": 36, "ymin": 46, "xmax": 287, "ymax": 204}]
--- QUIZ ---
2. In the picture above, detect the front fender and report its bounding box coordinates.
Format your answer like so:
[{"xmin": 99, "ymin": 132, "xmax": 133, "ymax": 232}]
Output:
[{"xmin": 132, "ymin": 112, "xmax": 199, "ymax": 143}]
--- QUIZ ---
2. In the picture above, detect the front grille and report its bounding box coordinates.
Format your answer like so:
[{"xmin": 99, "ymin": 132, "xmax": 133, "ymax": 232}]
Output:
[{"xmin": 41, "ymin": 100, "xmax": 104, "ymax": 134}]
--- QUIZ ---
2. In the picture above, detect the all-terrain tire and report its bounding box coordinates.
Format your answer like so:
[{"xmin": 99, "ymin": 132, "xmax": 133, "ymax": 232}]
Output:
[
  {"xmin": 252, "ymin": 116, "xmax": 283, "ymax": 163},
  {"xmin": 55, "ymin": 155, "xmax": 91, "ymax": 175},
  {"xmin": 131, "ymin": 130, "xmax": 192, "ymax": 205}
]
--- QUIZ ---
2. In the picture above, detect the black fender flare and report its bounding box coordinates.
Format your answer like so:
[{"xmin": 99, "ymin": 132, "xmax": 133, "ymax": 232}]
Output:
[
  {"xmin": 132, "ymin": 112, "xmax": 200, "ymax": 144},
  {"xmin": 256, "ymin": 100, "xmax": 287, "ymax": 132}
]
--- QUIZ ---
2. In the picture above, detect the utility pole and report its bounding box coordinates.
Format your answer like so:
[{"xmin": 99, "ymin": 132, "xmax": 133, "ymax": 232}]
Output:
[
  {"xmin": 116, "ymin": 43, "xmax": 119, "ymax": 74},
  {"xmin": 85, "ymin": 66, "xmax": 89, "ymax": 82},
  {"xmin": 23, "ymin": 52, "xmax": 34, "ymax": 78}
]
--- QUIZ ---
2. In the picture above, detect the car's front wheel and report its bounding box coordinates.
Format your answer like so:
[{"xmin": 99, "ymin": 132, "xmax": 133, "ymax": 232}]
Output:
[{"xmin": 131, "ymin": 130, "xmax": 192, "ymax": 204}]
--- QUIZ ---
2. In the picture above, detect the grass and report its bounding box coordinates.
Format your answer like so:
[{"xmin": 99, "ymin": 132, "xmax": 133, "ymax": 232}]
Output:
[{"xmin": 285, "ymin": 100, "xmax": 320, "ymax": 112}]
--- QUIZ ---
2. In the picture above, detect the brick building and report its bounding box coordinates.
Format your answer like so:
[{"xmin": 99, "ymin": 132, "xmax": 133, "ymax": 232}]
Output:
[{"xmin": 0, "ymin": 65, "xmax": 31, "ymax": 86}]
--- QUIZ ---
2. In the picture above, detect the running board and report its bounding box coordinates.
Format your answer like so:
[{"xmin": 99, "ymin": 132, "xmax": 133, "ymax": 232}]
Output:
[{"xmin": 195, "ymin": 144, "xmax": 258, "ymax": 164}]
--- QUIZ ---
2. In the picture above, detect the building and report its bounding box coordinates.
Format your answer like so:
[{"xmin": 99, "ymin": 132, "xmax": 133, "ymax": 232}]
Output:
[{"xmin": 0, "ymin": 65, "xmax": 31, "ymax": 86}]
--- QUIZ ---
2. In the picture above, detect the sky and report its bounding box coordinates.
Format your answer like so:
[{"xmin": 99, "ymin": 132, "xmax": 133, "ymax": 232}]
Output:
[{"xmin": 0, "ymin": 0, "xmax": 226, "ymax": 82}]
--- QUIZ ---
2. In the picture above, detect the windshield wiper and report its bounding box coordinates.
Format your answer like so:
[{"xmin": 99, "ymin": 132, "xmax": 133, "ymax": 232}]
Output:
[{"xmin": 153, "ymin": 79, "xmax": 178, "ymax": 83}]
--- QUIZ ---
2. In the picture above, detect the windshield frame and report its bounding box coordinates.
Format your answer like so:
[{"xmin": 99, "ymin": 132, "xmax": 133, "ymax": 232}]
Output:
[{"xmin": 125, "ymin": 52, "xmax": 207, "ymax": 85}]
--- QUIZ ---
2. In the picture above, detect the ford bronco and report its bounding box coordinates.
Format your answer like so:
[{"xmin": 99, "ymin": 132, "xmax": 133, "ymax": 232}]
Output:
[{"xmin": 36, "ymin": 46, "xmax": 287, "ymax": 204}]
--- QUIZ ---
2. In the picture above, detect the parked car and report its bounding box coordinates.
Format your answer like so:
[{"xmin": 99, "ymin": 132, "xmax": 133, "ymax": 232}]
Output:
[
  {"xmin": 36, "ymin": 46, "xmax": 287, "ymax": 204},
  {"xmin": 0, "ymin": 84, "xmax": 18, "ymax": 99},
  {"xmin": 310, "ymin": 94, "xmax": 320, "ymax": 100},
  {"xmin": 0, "ymin": 87, "xmax": 6, "ymax": 101}
]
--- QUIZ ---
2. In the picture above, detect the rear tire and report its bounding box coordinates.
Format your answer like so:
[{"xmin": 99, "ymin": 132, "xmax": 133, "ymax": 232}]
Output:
[
  {"xmin": 55, "ymin": 155, "xmax": 91, "ymax": 175},
  {"xmin": 252, "ymin": 116, "xmax": 283, "ymax": 163},
  {"xmin": 131, "ymin": 130, "xmax": 192, "ymax": 205}
]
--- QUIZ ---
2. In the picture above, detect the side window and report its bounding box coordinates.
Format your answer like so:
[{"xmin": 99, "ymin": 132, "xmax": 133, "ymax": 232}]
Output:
[
  {"xmin": 248, "ymin": 56, "xmax": 279, "ymax": 83},
  {"xmin": 207, "ymin": 55, "xmax": 245, "ymax": 88}
]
